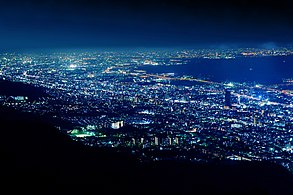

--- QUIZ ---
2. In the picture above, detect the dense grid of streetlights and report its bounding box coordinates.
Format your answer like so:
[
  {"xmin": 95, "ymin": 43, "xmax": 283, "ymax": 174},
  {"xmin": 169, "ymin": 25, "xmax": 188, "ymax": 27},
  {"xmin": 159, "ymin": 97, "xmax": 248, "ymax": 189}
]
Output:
[{"xmin": 0, "ymin": 47, "xmax": 293, "ymax": 172}]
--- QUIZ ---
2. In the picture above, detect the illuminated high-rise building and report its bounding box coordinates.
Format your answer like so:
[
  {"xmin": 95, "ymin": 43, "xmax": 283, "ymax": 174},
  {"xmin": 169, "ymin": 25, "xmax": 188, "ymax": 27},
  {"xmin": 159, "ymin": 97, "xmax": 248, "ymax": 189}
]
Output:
[
  {"xmin": 175, "ymin": 137, "xmax": 179, "ymax": 145},
  {"xmin": 155, "ymin": 137, "xmax": 159, "ymax": 146},
  {"xmin": 132, "ymin": 138, "xmax": 136, "ymax": 145}
]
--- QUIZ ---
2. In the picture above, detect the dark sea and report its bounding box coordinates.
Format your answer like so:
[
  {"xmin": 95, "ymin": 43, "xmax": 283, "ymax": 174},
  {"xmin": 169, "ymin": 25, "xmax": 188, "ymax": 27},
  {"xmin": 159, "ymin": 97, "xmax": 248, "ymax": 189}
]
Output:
[{"xmin": 140, "ymin": 56, "xmax": 293, "ymax": 85}]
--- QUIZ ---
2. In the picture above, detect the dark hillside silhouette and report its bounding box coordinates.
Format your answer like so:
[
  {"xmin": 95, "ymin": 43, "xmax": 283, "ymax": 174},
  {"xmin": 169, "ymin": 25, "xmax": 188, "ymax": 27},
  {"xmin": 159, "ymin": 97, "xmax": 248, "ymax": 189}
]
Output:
[{"xmin": 0, "ymin": 80, "xmax": 47, "ymax": 99}]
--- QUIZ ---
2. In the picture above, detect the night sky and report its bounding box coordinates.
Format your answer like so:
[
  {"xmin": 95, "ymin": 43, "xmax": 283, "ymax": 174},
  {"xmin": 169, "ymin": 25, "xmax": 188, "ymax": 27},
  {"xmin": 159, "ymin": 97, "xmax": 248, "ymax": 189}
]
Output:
[{"xmin": 1, "ymin": 0, "xmax": 293, "ymax": 49}]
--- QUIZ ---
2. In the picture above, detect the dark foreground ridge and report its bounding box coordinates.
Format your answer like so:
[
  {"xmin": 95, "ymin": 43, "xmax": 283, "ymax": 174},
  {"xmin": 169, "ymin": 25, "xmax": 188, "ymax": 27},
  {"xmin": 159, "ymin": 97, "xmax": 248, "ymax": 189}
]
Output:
[
  {"xmin": 0, "ymin": 106, "xmax": 293, "ymax": 194},
  {"xmin": 0, "ymin": 80, "xmax": 48, "ymax": 99}
]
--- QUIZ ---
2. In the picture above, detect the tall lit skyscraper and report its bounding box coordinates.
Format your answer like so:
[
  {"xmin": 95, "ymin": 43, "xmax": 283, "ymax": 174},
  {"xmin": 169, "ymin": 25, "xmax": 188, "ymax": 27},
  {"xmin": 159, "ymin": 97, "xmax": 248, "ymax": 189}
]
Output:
[
  {"xmin": 175, "ymin": 137, "xmax": 179, "ymax": 145},
  {"xmin": 155, "ymin": 137, "xmax": 159, "ymax": 146}
]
